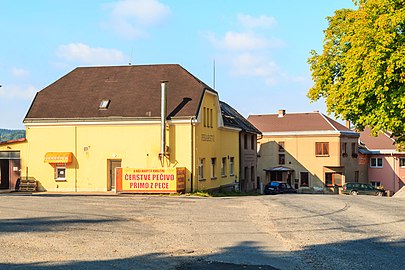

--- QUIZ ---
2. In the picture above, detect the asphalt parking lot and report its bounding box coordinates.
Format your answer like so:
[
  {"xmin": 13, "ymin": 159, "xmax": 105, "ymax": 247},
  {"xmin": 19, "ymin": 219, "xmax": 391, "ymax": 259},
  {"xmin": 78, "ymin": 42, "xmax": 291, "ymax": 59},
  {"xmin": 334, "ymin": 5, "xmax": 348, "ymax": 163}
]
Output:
[{"xmin": 0, "ymin": 193, "xmax": 404, "ymax": 270}]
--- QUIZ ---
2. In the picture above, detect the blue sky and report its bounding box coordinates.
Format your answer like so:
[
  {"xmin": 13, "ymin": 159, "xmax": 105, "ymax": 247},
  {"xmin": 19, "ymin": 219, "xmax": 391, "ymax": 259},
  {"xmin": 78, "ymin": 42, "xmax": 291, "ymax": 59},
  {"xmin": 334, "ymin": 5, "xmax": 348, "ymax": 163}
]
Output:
[{"xmin": 0, "ymin": 0, "xmax": 354, "ymax": 129}]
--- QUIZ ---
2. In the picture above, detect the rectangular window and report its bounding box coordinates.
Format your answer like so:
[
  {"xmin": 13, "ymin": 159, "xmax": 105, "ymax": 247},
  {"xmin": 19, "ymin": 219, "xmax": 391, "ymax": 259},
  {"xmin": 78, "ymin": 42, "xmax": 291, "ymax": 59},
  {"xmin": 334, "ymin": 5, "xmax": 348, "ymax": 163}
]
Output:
[
  {"xmin": 210, "ymin": 108, "xmax": 213, "ymax": 128},
  {"xmin": 278, "ymin": 141, "xmax": 285, "ymax": 152},
  {"xmin": 198, "ymin": 158, "xmax": 205, "ymax": 180},
  {"xmin": 351, "ymin": 142, "xmax": 357, "ymax": 154},
  {"xmin": 244, "ymin": 167, "xmax": 249, "ymax": 182},
  {"xmin": 300, "ymin": 172, "xmax": 309, "ymax": 187},
  {"xmin": 99, "ymin": 99, "xmax": 110, "ymax": 110},
  {"xmin": 315, "ymin": 142, "xmax": 329, "ymax": 156},
  {"xmin": 251, "ymin": 135, "xmax": 255, "ymax": 149},
  {"xmin": 229, "ymin": 157, "xmax": 234, "ymax": 175},
  {"xmin": 371, "ymin": 181, "xmax": 381, "ymax": 188},
  {"xmin": 370, "ymin": 157, "xmax": 383, "ymax": 168},
  {"xmin": 203, "ymin": 107, "xmax": 206, "ymax": 127},
  {"xmin": 244, "ymin": 134, "xmax": 248, "ymax": 149},
  {"xmin": 211, "ymin": 158, "xmax": 216, "ymax": 179},
  {"xmin": 221, "ymin": 157, "xmax": 226, "ymax": 177},
  {"xmin": 400, "ymin": 157, "xmax": 405, "ymax": 167},
  {"xmin": 351, "ymin": 142, "xmax": 358, "ymax": 157},
  {"xmin": 55, "ymin": 165, "xmax": 66, "ymax": 181},
  {"xmin": 341, "ymin": 142, "xmax": 347, "ymax": 156},
  {"xmin": 278, "ymin": 154, "xmax": 285, "ymax": 165}
]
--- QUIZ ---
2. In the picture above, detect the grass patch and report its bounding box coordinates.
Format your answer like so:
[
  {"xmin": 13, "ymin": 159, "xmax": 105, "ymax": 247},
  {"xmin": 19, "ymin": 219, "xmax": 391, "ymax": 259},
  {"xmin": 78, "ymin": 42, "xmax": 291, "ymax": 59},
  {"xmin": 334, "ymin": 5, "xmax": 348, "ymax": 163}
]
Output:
[{"xmin": 186, "ymin": 189, "xmax": 260, "ymax": 197}]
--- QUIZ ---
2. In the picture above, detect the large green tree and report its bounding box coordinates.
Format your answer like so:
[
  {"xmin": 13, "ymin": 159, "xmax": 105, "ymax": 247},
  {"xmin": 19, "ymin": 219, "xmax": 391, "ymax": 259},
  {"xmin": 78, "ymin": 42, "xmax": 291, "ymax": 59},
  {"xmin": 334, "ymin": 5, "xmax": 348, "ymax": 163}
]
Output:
[{"xmin": 308, "ymin": 0, "xmax": 405, "ymax": 142}]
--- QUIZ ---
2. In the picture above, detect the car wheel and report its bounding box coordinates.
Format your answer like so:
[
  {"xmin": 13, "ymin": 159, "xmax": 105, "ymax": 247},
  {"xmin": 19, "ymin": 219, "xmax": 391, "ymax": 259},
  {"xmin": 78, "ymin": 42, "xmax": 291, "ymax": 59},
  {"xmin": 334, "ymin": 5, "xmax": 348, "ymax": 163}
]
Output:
[
  {"xmin": 351, "ymin": 190, "xmax": 358, "ymax": 196},
  {"xmin": 377, "ymin": 191, "xmax": 383, "ymax": 196}
]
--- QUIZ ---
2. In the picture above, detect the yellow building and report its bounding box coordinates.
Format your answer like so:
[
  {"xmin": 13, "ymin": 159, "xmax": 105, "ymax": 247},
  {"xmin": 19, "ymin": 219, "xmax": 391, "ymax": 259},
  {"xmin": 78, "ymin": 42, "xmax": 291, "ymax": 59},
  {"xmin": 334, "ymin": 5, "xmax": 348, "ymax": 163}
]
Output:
[
  {"xmin": 0, "ymin": 139, "xmax": 27, "ymax": 191},
  {"xmin": 248, "ymin": 110, "xmax": 362, "ymax": 192},
  {"xmin": 1, "ymin": 64, "xmax": 257, "ymax": 193}
]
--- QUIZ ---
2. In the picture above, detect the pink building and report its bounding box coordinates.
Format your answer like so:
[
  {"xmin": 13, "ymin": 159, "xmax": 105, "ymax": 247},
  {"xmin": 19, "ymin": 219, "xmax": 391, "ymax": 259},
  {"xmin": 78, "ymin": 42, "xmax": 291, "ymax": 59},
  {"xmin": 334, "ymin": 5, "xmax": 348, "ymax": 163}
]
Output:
[{"xmin": 359, "ymin": 128, "xmax": 405, "ymax": 194}]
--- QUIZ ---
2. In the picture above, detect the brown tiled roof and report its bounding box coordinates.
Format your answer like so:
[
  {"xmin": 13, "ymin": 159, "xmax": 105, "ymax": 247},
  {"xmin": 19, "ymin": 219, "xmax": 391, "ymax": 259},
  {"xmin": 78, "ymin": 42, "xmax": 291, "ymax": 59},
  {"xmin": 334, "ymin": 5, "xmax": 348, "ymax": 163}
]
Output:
[
  {"xmin": 247, "ymin": 111, "xmax": 354, "ymax": 133},
  {"xmin": 359, "ymin": 127, "xmax": 395, "ymax": 150},
  {"xmin": 25, "ymin": 64, "xmax": 215, "ymax": 121},
  {"xmin": 0, "ymin": 138, "xmax": 27, "ymax": 145}
]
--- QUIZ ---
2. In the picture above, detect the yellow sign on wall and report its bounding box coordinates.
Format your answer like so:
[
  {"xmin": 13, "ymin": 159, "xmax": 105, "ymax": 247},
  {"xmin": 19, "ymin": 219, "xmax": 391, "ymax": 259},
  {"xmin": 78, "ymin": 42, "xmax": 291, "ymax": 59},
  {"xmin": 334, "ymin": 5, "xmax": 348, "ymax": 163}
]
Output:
[{"xmin": 117, "ymin": 168, "xmax": 185, "ymax": 193}]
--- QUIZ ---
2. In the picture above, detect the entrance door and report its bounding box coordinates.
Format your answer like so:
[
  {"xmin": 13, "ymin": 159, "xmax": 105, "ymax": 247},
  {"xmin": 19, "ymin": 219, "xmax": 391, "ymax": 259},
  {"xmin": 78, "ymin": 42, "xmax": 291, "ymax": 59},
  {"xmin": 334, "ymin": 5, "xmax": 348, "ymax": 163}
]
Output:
[
  {"xmin": 270, "ymin": 171, "xmax": 283, "ymax": 182},
  {"xmin": 325, "ymin": 172, "xmax": 343, "ymax": 187},
  {"xmin": 107, "ymin": 159, "xmax": 121, "ymax": 191},
  {"xmin": 0, "ymin": 160, "xmax": 10, "ymax": 189}
]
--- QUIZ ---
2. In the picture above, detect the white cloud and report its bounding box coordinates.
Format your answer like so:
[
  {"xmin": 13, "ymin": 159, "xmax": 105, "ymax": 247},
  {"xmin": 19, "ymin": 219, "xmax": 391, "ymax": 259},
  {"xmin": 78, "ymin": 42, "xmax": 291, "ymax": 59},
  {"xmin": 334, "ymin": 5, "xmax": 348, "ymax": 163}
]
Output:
[
  {"xmin": 0, "ymin": 85, "xmax": 37, "ymax": 100},
  {"xmin": 237, "ymin": 14, "xmax": 277, "ymax": 29},
  {"xmin": 103, "ymin": 0, "xmax": 170, "ymax": 39},
  {"xmin": 206, "ymin": 14, "xmax": 300, "ymax": 87},
  {"xmin": 229, "ymin": 53, "xmax": 280, "ymax": 85},
  {"xmin": 11, "ymin": 67, "xmax": 30, "ymax": 78},
  {"xmin": 56, "ymin": 43, "xmax": 125, "ymax": 65},
  {"xmin": 208, "ymin": 31, "xmax": 269, "ymax": 51}
]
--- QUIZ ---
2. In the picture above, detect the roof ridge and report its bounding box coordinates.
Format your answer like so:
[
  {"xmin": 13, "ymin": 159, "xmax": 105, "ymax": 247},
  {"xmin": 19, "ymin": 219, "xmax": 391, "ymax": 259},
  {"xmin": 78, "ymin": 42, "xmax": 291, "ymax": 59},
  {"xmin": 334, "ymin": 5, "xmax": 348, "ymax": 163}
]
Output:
[
  {"xmin": 318, "ymin": 112, "xmax": 338, "ymax": 131},
  {"xmin": 249, "ymin": 111, "xmax": 320, "ymax": 117}
]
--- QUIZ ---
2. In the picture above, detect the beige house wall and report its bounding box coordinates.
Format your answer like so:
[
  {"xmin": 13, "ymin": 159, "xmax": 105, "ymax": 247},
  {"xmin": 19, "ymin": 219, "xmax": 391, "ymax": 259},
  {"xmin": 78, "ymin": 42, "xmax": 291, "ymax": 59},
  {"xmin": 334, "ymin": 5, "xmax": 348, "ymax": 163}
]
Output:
[{"xmin": 257, "ymin": 132, "xmax": 361, "ymax": 191}]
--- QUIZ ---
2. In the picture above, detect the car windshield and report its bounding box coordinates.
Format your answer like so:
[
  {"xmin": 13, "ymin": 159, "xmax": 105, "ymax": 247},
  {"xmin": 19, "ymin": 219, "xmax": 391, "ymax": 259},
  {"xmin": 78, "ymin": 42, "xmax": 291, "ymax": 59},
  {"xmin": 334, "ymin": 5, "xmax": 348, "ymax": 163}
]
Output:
[{"xmin": 270, "ymin": 182, "xmax": 280, "ymax": 187}]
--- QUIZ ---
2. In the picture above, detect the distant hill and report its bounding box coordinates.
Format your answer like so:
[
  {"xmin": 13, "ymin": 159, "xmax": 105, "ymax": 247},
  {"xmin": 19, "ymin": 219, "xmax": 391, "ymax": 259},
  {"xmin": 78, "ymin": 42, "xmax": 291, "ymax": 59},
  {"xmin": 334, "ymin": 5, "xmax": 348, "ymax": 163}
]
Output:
[{"xmin": 0, "ymin": 129, "xmax": 26, "ymax": 143}]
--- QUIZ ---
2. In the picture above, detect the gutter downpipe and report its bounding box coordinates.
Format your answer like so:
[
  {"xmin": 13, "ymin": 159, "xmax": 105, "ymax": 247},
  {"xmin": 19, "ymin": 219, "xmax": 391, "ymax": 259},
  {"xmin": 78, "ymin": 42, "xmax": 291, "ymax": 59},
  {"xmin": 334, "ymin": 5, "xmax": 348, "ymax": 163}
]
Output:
[
  {"xmin": 159, "ymin": 81, "xmax": 168, "ymax": 163},
  {"xmin": 190, "ymin": 117, "xmax": 196, "ymax": 193},
  {"xmin": 392, "ymin": 153, "xmax": 396, "ymax": 194},
  {"xmin": 75, "ymin": 126, "xmax": 78, "ymax": 192}
]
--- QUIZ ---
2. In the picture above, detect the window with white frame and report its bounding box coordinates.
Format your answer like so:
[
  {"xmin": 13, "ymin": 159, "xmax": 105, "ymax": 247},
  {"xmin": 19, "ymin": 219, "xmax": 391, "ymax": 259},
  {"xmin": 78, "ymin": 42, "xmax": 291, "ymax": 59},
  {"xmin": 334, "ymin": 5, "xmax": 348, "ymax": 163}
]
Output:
[
  {"xmin": 370, "ymin": 157, "xmax": 383, "ymax": 168},
  {"xmin": 211, "ymin": 158, "xmax": 217, "ymax": 179},
  {"xmin": 221, "ymin": 157, "xmax": 226, "ymax": 177},
  {"xmin": 99, "ymin": 99, "xmax": 110, "ymax": 110},
  {"xmin": 55, "ymin": 164, "xmax": 66, "ymax": 181},
  {"xmin": 400, "ymin": 157, "xmax": 405, "ymax": 167},
  {"xmin": 229, "ymin": 157, "xmax": 234, "ymax": 176},
  {"xmin": 370, "ymin": 181, "xmax": 381, "ymax": 188},
  {"xmin": 198, "ymin": 158, "xmax": 205, "ymax": 180}
]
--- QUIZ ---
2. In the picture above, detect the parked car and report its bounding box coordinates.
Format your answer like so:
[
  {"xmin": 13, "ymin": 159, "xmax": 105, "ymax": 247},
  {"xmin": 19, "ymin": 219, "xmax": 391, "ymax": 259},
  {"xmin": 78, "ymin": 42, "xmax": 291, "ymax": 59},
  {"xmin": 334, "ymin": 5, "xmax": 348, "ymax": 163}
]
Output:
[
  {"xmin": 264, "ymin": 181, "xmax": 297, "ymax": 195},
  {"xmin": 342, "ymin": 182, "xmax": 385, "ymax": 196}
]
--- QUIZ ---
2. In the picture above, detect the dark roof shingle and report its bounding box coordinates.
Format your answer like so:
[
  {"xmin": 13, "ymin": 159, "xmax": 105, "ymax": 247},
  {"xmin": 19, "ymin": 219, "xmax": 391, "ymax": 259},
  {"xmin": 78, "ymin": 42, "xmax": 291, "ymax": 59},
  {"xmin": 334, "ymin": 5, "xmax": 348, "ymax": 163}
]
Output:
[
  {"xmin": 220, "ymin": 101, "xmax": 261, "ymax": 134},
  {"xmin": 25, "ymin": 64, "xmax": 215, "ymax": 121}
]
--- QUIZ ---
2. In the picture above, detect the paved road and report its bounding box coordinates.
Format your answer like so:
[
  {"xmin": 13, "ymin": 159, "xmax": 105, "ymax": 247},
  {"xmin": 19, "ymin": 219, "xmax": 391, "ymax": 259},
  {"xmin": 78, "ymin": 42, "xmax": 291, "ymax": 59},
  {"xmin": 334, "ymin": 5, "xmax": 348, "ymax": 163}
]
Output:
[{"xmin": 0, "ymin": 193, "xmax": 404, "ymax": 269}]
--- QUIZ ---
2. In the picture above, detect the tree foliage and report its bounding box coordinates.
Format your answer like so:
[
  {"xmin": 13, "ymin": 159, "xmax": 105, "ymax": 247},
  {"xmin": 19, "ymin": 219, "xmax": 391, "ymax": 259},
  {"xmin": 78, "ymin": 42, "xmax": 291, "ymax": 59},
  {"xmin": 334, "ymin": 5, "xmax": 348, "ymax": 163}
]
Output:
[
  {"xmin": 0, "ymin": 129, "xmax": 25, "ymax": 142},
  {"xmin": 308, "ymin": 0, "xmax": 405, "ymax": 142}
]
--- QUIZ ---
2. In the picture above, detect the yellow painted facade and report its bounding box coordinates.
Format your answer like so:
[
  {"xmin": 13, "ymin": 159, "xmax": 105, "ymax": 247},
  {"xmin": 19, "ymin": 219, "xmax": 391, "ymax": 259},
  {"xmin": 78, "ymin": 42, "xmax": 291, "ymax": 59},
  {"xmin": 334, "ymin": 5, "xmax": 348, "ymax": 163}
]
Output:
[
  {"xmin": 8, "ymin": 91, "xmax": 239, "ymax": 193},
  {"xmin": 258, "ymin": 132, "xmax": 361, "ymax": 191},
  {"xmin": 194, "ymin": 91, "xmax": 239, "ymax": 191}
]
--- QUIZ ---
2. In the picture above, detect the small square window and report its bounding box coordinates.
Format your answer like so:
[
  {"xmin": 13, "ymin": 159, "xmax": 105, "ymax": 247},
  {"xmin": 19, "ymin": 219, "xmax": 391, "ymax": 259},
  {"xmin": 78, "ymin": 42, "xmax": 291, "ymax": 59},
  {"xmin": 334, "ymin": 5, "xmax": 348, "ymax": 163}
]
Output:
[
  {"xmin": 370, "ymin": 157, "xmax": 383, "ymax": 168},
  {"xmin": 99, "ymin": 99, "xmax": 110, "ymax": 109},
  {"xmin": 56, "ymin": 166, "xmax": 66, "ymax": 181}
]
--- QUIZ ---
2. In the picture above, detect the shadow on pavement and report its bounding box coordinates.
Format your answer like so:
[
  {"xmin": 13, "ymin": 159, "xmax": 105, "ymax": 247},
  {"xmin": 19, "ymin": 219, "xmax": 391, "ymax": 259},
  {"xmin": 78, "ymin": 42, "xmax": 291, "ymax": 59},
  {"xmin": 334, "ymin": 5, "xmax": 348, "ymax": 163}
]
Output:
[
  {"xmin": 0, "ymin": 216, "xmax": 123, "ymax": 233},
  {"xmin": 0, "ymin": 238, "xmax": 404, "ymax": 269}
]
